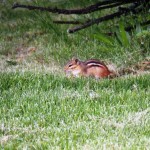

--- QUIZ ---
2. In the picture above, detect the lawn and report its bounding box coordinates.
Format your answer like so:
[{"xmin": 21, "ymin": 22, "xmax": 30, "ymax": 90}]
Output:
[
  {"xmin": 0, "ymin": 72, "xmax": 150, "ymax": 149},
  {"xmin": 0, "ymin": 1, "xmax": 150, "ymax": 149}
]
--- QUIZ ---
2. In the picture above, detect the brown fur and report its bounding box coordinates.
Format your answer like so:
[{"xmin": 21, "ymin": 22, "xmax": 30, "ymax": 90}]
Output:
[{"xmin": 64, "ymin": 58, "xmax": 111, "ymax": 78}]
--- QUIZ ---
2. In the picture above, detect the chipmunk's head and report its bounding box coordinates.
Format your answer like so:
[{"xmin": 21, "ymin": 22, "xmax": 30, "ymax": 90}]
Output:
[{"xmin": 64, "ymin": 58, "xmax": 81, "ymax": 77}]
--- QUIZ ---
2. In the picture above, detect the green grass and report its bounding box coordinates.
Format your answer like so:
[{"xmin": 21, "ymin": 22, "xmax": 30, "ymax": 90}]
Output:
[
  {"xmin": 0, "ymin": 1, "xmax": 150, "ymax": 149},
  {"xmin": 1, "ymin": 1, "xmax": 149, "ymax": 66},
  {"xmin": 0, "ymin": 73, "xmax": 150, "ymax": 149}
]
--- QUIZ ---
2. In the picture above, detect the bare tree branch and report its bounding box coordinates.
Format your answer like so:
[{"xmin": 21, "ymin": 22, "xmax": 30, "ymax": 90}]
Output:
[
  {"xmin": 12, "ymin": 0, "xmax": 142, "ymax": 15},
  {"xmin": 68, "ymin": 11, "xmax": 124, "ymax": 33},
  {"xmin": 68, "ymin": 2, "xmax": 146, "ymax": 33},
  {"xmin": 12, "ymin": 0, "xmax": 150, "ymax": 33}
]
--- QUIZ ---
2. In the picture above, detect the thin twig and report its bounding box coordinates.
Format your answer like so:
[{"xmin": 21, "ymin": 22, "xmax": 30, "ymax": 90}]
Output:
[{"xmin": 53, "ymin": 20, "xmax": 82, "ymax": 24}]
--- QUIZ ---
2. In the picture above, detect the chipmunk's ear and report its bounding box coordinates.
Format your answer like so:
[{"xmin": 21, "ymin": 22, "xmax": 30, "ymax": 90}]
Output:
[
  {"xmin": 75, "ymin": 58, "xmax": 79, "ymax": 63},
  {"xmin": 72, "ymin": 57, "xmax": 79, "ymax": 63}
]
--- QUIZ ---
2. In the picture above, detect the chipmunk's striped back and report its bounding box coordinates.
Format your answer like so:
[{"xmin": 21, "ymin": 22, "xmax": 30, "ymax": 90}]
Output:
[{"xmin": 85, "ymin": 59, "xmax": 107, "ymax": 69}]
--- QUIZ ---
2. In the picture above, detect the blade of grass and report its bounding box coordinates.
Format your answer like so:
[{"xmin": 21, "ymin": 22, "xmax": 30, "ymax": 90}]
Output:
[
  {"xmin": 93, "ymin": 33, "xmax": 114, "ymax": 46},
  {"xmin": 119, "ymin": 21, "xmax": 130, "ymax": 47}
]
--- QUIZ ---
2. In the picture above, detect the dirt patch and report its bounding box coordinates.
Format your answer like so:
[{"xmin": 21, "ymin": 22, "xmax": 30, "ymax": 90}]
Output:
[
  {"xmin": 0, "ymin": 55, "xmax": 63, "ymax": 75},
  {"xmin": 107, "ymin": 59, "xmax": 150, "ymax": 79}
]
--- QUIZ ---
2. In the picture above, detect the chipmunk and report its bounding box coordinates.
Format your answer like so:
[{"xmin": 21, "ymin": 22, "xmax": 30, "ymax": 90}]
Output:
[{"xmin": 64, "ymin": 58, "xmax": 112, "ymax": 79}]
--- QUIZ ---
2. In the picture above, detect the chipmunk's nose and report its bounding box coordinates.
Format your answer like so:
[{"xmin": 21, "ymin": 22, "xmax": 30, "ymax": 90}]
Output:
[
  {"xmin": 64, "ymin": 67, "xmax": 70, "ymax": 73},
  {"xmin": 64, "ymin": 69, "xmax": 71, "ymax": 77}
]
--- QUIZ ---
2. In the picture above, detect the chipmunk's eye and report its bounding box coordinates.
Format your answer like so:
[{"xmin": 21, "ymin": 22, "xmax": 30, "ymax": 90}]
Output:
[{"xmin": 68, "ymin": 64, "xmax": 72, "ymax": 67}]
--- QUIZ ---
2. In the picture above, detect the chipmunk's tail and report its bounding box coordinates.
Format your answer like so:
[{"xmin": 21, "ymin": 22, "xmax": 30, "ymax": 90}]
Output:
[{"xmin": 106, "ymin": 64, "xmax": 119, "ymax": 79}]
